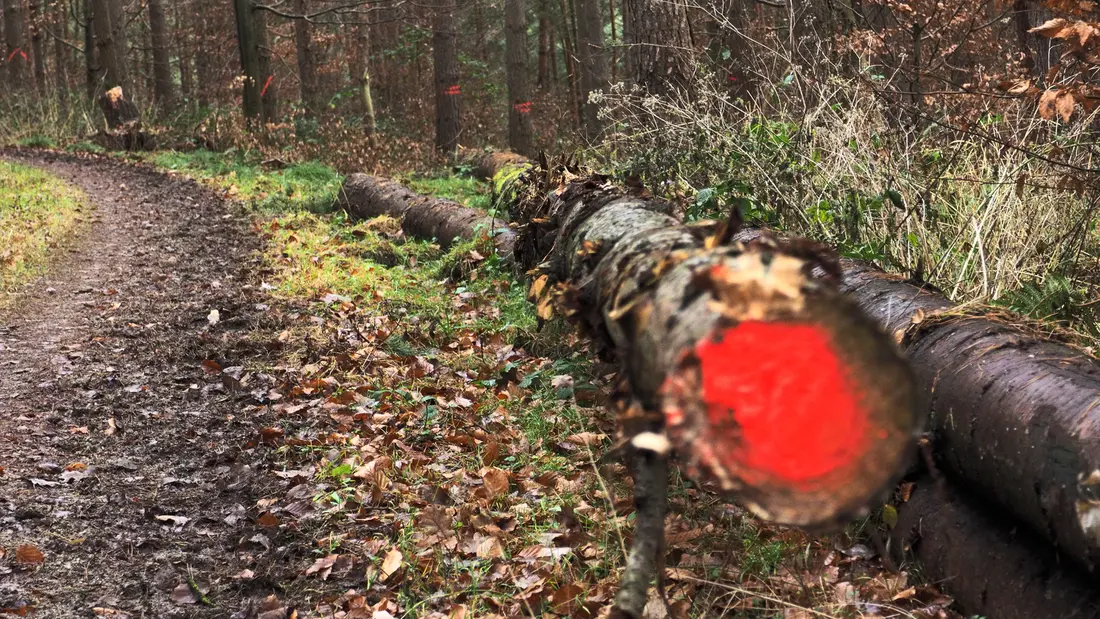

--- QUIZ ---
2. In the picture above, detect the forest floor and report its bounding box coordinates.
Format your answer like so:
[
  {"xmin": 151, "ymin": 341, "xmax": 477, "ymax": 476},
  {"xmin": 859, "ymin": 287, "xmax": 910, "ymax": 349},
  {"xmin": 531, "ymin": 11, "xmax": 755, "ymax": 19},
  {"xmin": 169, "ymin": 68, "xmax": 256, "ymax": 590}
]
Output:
[{"xmin": 0, "ymin": 150, "xmax": 959, "ymax": 619}]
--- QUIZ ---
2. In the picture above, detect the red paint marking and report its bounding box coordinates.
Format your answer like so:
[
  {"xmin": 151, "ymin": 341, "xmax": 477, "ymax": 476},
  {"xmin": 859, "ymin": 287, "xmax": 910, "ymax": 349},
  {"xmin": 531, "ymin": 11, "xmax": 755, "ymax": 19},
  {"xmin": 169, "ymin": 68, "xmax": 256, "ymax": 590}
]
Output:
[
  {"xmin": 696, "ymin": 321, "xmax": 868, "ymax": 485},
  {"xmin": 260, "ymin": 75, "xmax": 274, "ymax": 97},
  {"xmin": 7, "ymin": 48, "xmax": 26, "ymax": 63},
  {"xmin": 513, "ymin": 101, "xmax": 533, "ymax": 114},
  {"xmin": 444, "ymin": 85, "xmax": 461, "ymax": 96}
]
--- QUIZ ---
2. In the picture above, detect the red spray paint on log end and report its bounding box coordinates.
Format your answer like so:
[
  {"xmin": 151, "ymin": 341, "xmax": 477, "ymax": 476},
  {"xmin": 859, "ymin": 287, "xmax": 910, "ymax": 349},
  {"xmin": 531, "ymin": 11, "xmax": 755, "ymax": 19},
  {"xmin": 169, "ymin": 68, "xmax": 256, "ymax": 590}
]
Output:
[{"xmin": 694, "ymin": 321, "xmax": 869, "ymax": 486}]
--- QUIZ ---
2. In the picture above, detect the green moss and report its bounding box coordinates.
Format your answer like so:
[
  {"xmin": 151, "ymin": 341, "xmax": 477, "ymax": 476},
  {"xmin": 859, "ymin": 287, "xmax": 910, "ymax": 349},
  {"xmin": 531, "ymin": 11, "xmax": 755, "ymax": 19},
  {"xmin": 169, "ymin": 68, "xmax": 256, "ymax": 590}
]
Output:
[{"xmin": 0, "ymin": 161, "xmax": 87, "ymax": 301}]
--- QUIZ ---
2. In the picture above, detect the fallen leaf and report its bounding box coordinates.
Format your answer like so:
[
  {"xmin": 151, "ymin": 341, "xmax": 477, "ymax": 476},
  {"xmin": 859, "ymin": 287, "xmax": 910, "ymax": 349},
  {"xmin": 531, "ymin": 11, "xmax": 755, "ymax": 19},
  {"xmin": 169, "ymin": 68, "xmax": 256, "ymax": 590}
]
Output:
[
  {"xmin": 480, "ymin": 467, "xmax": 510, "ymax": 498},
  {"xmin": 550, "ymin": 582, "xmax": 585, "ymax": 614},
  {"xmin": 475, "ymin": 536, "xmax": 505, "ymax": 559},
  {"xmin": 258, "ymin": 512, "xmax": 280, "ymax": 528},
  {"xmin": 14, "ymin": 544, "xmax": 44, "ymax": 566},
  {"xmin": 305, "ymin": 554, "xmax": 338, "ymax": 579},
  {"xmin": 380, "ymin": 547, "xmax": 403, "ymax": 580},
  {"xmin": 155, "ymin": 514, "xmax": 190, "ymax": 527},
  {"xmin": 171, "ymin": 583, "xmax": 197, "ymax": 605},
  {"xmin": 207, "ymin": 309, "xmax": 220, "ymax": 326}
]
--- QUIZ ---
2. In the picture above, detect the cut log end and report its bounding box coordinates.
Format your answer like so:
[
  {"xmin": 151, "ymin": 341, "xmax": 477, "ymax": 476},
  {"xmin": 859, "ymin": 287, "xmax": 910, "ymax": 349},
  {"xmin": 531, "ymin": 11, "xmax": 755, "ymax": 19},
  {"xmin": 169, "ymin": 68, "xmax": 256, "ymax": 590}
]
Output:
[{"xmin": 659, "ymin": 253, "xmax": 922, "ymax": 529}]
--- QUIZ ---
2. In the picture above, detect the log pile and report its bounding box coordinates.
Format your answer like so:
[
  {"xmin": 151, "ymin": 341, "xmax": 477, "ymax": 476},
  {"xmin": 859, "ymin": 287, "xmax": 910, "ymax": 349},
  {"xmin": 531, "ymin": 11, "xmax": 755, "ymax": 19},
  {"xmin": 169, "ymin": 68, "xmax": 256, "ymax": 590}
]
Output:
[{"xmin": 339, "ymin": 157, "xmax": 1100, "ymax": 618}]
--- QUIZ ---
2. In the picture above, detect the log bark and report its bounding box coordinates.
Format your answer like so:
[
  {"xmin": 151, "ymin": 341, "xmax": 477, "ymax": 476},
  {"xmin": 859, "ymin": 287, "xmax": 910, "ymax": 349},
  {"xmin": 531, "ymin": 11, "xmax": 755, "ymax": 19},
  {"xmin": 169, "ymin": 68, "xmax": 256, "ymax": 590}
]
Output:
[
  {"xmin": 893, "ymin": 478, "xmax": 1100, "ymax": 619},
  {"xmin": 339, "ymin": 171, "xmax": 923, "ymax": 532},
  {"xmin": 838, "ymin": 259, "xmax": 1100, "ymax": 573},
  {"xmin": 339, "ymin": 174, "xmax": 516, "ymax": 258}
]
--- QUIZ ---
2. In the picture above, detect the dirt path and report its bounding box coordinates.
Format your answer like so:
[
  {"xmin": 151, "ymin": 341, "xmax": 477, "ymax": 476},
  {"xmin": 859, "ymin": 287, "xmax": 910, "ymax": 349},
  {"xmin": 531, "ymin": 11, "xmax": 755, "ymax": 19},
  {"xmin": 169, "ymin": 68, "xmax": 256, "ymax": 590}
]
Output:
[{"xmin": 0, "ymin": 150, "xmax": 291, "ymax": 618}]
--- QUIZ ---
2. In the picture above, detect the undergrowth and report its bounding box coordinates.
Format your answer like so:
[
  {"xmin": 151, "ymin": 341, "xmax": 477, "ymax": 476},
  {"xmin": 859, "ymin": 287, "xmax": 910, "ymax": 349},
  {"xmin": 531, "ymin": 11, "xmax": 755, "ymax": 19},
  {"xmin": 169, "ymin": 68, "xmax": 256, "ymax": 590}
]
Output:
[{"xmin": 0, "ymin": 161, "xmax": 88, "ymax": 304}]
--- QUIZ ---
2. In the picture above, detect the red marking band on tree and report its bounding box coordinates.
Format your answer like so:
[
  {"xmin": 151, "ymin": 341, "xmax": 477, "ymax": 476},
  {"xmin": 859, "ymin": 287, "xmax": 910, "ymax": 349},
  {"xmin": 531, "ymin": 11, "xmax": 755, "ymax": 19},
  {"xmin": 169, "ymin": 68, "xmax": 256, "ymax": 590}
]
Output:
[
  {"xmin": 260, "ymin": 75, "xmax": 274, "ymax": 97},
  {"xmin": 513, "ymin": 101, "xmax": 533, "ymax": 114},
  {"xmin": 444, "ymin": 85, "xmax": 461, "ymax": 96},
  {"xmin": 7, "ymin": 48, "xmax": 27, "ymax": 63},
  {"xmin": 696, "ymin": 321, "xmax": 868, "ymax": 485}
]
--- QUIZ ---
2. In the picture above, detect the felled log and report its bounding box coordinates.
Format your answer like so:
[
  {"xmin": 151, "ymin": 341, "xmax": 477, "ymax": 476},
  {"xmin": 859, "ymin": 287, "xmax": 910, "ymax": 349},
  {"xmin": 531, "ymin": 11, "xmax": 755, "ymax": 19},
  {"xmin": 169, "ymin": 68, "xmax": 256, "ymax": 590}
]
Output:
[
  {"xmin": 837, "ymin": 259, "xmax": 1100, "ymax": 573},
  {"xmin": 458, "ymin": 148, "xmax": 530, "ymax": 181},
  {"xmin": 341, "ymin": 170, "xmax": 921, "ymax": 528},
  {"xmin": 339, "ymin": 174, "xmax": 516, "ymax": 258},
  {"xmin": 340, "ymin": 169, "xmax": 923, "ymax": 617},
  {"xmin": 893, "ymin": 478, "xmax": 1100, "ymax": 619}
]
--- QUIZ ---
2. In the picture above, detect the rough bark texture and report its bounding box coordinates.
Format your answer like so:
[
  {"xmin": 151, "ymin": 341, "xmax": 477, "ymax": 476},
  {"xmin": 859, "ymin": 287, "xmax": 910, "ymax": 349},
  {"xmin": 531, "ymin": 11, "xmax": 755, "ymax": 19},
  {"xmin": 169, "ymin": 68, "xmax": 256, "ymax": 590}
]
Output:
[
  {"xmin": 339, "ymin": 174, "xmax": 515, "ymax": 258},
  {"xmin": 234, "ymin": 0, "xmax": 262, "ymax": 122},
  {"xmin": 339, "ymin": 170, "xmax": 923, "ymax": 532},
  {"xmin": 84, "ymin": 0, "xmax": 99, "ymax": 100},
  {"xmin": 460, "ymin": 149, "xmax": 531, "ymax": 181},
  {"xmin": 294, "ymin": 0, "xmax": 318, "ymax": 116},
  {"xmin": 433, "ymin": 0, "xmax": 461, "ymax": 154},
  {"xmin": 893, "ymin": 479, "xmax": 1100, "ymax": 619},
  {"xmin": 52, "ymin": 0, "xmax": 69, "ymax": 107},
  {"xmin": 505, "ymin": 0, "xmax": 536, "ymax": 157},
  {"xmin": 147, "ymin": 0, "xmax": 175, "ymax": 109},
  {"xmin": 622, "ymin": 0, "xmax": 694, "ymax": 95},
  {"xmin": 575, "ymin": 0, "xmax": 609, "ymax": 142},
  {"xmin": 839, "ymin": 259, "xmax": 1100, "ymax": 573},
  {"xmin": 91, "ymin": 0, "xmax": 128, "ymax": 92},
  {"xmin": 29, "ymin": 0, "xmax": 46, "ymax": 95},
  {"xmin": 3, "ymin": 0, "xmax": 29, "ymax": 90},
  {"xmin": 350, "ymin": 23, "xmax": 377, "ymax": 134},
  {"xmin": 255, "ymin": 7, "xmax": 277, "ymax": 122}
]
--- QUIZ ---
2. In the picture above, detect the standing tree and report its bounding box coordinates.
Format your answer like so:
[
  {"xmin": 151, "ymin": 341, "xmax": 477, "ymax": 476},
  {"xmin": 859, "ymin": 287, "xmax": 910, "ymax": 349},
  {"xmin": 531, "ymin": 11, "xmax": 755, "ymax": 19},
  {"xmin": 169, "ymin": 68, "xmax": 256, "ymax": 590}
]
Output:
[
  {"xmin": 29, "ymin": 0, "xmax": 47, "ymax": 96},
  {"xmin": 350, "ymin": 22, "xmax": 377, "ymax": 134},
  {"xmin": 574, "ymin": 0, "xmax": 608, "ymax": 141},
  {"xmin": 3, "ymin": 0, "xmax": 29, "ymax": 90},
  {"xmin": 147, "ymin": 0, "xmax": 175, "ymax": 110},
  {"xmin": 255, "ymin": 6, "xmax": 277, "ymax": 122},
  {"xmin": 84, "ymin": 0, "xmax": 100, "ymax": 100},
  {"xmin": 234, "ymin": 0, "xmax": 262, "ymax": 122},
  {"xmin": 53, "ymin": 0, "xmax": 70, "ymax": 109},
  {"xmin": 91, "ymin": 0, "xmax": 130, "ymax": 93},
  {"xmin": 622, "ymin": 0, "xmax": 694, "ymax": 95},
  {"xmin": 433, "ymin": 0, "xmax": 461, "ymax": 154},
  {"xmin": 294, "ymin": 0, "xmax": 319, "ymax": 116},
  {"xmin": 505, "ymin": 0, "xmax": 535, "ymax": 156}
]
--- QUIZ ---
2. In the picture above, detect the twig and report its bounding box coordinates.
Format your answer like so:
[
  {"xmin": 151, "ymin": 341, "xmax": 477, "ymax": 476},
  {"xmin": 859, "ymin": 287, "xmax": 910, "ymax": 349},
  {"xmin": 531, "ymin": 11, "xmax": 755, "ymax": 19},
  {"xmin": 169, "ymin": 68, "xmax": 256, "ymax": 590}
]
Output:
[{"xmin": 612, "ymin": 432, "xmax": 670, "ymax": 618}]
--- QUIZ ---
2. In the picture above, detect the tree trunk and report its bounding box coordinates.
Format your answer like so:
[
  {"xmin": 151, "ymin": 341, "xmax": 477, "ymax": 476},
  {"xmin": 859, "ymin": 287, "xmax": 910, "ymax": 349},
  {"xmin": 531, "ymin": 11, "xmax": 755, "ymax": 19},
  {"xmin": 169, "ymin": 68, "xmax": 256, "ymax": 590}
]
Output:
[
  {"xmin": 175, "ymin": 1, "xmax": 193, "ymax": 103},
  {"xmin": 147, "ymin": 0, "xmax": 175, "ymax": 110},
  {"xmin": 558, "ymin": 0, "xmax": 581, "ymax": 127},
  {"xmin": 537, "ymin": 10, "xmax": 551, "ymax": 90},
  {"xmin": 575, "ymin": 0, "xmax": 609, "ymax": 142},
  {"xmin": 294, "ymin": 0, "xmax": 319, "ymax": 116},
  {"xmin": 350, "ymin": 23, "xmax": 377, "ymax": 135},
  {"xmin": 3, "ymin": 0, "xmax": 29, "ymax": 90},
  {"xmin": 53, "ymin": 0, "xmax": 69, "ymax": 109},
  {"xmin": 838, "ymin": 259, "xmax": 1100, "ymax": 573},
  {"xmin": 234, "ymin": 0, "xmax": 262, "ymax": 123},
  {"xmin": 84, "ymin": 0, "xmax": 99, "ymax": 100},
  {"xmin": 622, "ymin": 0, "xmax": 694, "ymax": 96},
  {"xmin": 195, "ymin": 3, "xmax": 213, "ymax": 107},
  {"xmin": 339, "ymin": 175, "xmax": 516, "ymax": 256},
  {"xmin": 608, "ymin": 0, "xmax": 618, "ymax": 81},
  {"xmin": 433, "ymin": 0, "xmax": 461, "ymax": 155},
  {"xmin": 29, "ymin": 0, "xmax": 47, "ymax": 96},
  {"xmin": 91, "ymin": 0, "xmax": 129, "ymax": 93},
  {"xmin": 892, "ymin": 479, "xmax": 1100, "ymax": 619},
  {"xmin": 255, "ymin": 6, "xmax": 277, "ymax": 122},
  {"xmin": 505, "ymin": 0, "xmax": 535, "ymax": 156}
]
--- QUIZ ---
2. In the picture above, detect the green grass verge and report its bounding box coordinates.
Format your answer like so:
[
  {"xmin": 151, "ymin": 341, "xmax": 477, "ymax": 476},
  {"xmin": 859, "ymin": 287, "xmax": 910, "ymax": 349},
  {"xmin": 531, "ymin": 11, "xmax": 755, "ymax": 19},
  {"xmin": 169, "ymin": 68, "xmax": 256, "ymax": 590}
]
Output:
[
  {"xmin": 0, "ymin": 161, "xmax": 88, "ymax": 302},
  {"xmin": 143, "ymin": 149, "xmax": 344, "ymax": 214}
]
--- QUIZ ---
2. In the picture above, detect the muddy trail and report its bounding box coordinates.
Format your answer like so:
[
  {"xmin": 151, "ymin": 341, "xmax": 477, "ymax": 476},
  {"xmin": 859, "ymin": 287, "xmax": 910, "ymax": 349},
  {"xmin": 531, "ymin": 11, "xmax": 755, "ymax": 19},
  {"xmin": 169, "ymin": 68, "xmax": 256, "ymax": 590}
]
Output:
[{"xmin": 0, "ymin": 150, "xmax": 301, "ymax": 618}]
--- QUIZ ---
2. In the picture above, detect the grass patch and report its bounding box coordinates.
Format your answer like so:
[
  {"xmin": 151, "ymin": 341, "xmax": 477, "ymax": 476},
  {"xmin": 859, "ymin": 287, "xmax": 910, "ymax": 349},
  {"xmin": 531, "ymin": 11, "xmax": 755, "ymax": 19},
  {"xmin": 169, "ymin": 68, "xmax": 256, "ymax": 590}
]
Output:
[
  {"xmin": 0, "ymin": 161, "xmax": 87, "ymax": 303},
  {"xmin": 401, "ymin": 172, "xmax": 493, "ymax": 211},
  {"xmin": 144, "ymin": 149, "xmax": 344, "ymax": 214}
]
